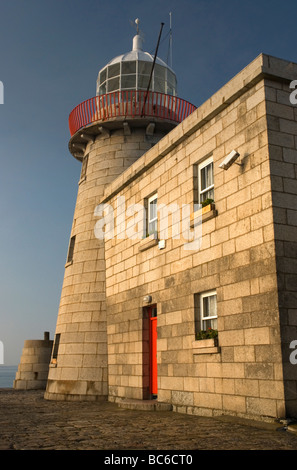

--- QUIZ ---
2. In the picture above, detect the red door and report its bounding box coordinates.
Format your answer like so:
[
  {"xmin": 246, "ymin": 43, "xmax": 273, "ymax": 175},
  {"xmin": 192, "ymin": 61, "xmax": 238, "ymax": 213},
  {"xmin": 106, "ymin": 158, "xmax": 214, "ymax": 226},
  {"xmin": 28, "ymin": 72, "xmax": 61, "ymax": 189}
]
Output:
[{"xmin": 149, "ymin": 311, "xmax": 157, "ymax": 396}]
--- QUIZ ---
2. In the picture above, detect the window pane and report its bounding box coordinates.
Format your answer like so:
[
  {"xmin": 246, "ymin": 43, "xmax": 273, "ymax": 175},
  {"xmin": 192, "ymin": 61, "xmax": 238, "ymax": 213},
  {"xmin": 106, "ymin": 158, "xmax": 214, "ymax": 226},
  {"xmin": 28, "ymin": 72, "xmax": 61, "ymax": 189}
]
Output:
[
  {"xmin": 121, "ymin": 75, "xmax": 136, "ymax": 89},
  {"xmin": 167, "ymin": 69, "xmax": 176, "ymax": 85},
  {"xmin": 139, "ymin": 61, "xmax": 152, "ymax": 75},
  {"xmin": 148, "ymin": 195, "xmax": 157, "ymax": 235},
  {"xmin": 201, "ymin": 162, "xmax": 213, "ymax": 190},
  {"xmin": 202, "ymin": 318, "xmax": 218, "ymax": 330},
  {"xmin": 155, "ymin": 64, "xmax": 165, "ymax": 79},
  {"xmin": 148, "ymin": 219, "xmax": 157, "ymax": 235},
  {"xmin": 122, "ymin": 61, "xmax": 136, "ymax": 74},
  {"xmin": 149, "ymin": 198, "xmax": 157, "ymax": 221},
  {"xmin": 167, "ymin": 83, "xmax": 175, "ymax": 96},
  {"xmin": 108, "ymin": 63, "xmax": 120, "ymax": 78},
  {"xmin": 200, "ymin": 188, "xmax": 214, "ymax": 204},
  {"xmin": 99, "ymin": 68, "xmax": 107, "ymax": 84},
  {"xmin": 99, "ymin": 83, "xmax": 106, "ymax": 95},
  {"xmin": 202, "ymin": 294, "xmax": 217, "ymax": 318},
  {"xmin": 138, "ymin": 74, "xmax": 151, "ymax": 89},
  {"xmin": 154, "ymin": 76, "xmax": 165, "ymax": 93},
  {"xmin": 107, "ymin": 77, "xmax": 120, "ymax": 92}
]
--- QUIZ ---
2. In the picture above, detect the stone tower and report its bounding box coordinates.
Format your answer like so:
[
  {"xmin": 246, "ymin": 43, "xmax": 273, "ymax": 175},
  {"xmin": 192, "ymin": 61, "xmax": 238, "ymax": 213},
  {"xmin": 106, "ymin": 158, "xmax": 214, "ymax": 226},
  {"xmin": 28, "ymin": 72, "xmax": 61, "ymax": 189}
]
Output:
[{"xmin": 45, "ymin": 21, "xmax": 196, "ymax": 401}]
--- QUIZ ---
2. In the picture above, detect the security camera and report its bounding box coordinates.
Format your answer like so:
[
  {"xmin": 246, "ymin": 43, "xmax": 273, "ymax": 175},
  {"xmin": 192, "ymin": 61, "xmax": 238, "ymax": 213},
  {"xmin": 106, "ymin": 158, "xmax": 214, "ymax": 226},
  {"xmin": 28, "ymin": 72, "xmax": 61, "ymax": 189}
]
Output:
[{"xmin": 219, "ymin": 150, "xmax": 240, "ymax": 170}]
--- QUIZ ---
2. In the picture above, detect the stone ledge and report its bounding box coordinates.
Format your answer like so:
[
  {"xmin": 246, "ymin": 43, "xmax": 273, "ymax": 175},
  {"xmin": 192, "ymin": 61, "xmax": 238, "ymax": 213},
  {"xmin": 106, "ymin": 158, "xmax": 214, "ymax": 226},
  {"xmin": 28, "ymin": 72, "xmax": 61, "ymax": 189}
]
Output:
[
  {"xmin": 138, "ymin": 235, "xmax": 158, "ymax": 252},
  {"xmin": 117, "ymin": 398, "xmax": 173, "ymax": 411},
  {"xmin": 190, "ymin": 205, "xmax": 218, "ymax": 227},
  {"xmin": 192, "ymin": 338, "xmax": 220, "ymax": 355},
  {"xmin": 193, "ymin": 346, "xmax": 221, "ymax": 355},
  {"xmin": 65, "ymin": 260, "xmax": 73, "ymax": 268}
]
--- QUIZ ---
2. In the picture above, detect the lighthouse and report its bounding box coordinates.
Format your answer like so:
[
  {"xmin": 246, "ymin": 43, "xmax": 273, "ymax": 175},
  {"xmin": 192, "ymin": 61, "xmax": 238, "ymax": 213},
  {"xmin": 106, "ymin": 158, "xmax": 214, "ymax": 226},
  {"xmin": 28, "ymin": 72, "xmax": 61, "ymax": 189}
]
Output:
[{"xmin": 45, "ymin": 20, "xmax": 196, "ymax": 401}]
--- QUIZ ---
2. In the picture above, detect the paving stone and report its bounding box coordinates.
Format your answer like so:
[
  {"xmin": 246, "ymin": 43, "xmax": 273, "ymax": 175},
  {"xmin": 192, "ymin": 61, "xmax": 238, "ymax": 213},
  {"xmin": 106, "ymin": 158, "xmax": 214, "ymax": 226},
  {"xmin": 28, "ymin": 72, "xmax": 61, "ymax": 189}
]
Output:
[{"xmin": 1, "ymin": 389, "xmax": 297, "ymax": 450}]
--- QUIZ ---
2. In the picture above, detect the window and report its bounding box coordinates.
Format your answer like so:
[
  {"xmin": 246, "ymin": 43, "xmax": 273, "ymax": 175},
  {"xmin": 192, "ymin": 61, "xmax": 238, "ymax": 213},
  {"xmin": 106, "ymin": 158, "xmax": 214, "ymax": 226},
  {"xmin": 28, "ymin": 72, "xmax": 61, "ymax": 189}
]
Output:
[
  {"xmin": 147, "ymin": 194, "xmax": 158, "ymax": 236},
  {"xmin": 80, "ymin": 154, "xmax": 88, "ymax": 181},
  {"xmin": 52, "ymin": 333, "xmax": 61, "ymax": 361},
  {"xmin": 194, "ymin": 290, "xmax": 217, "ymax": 338},
  {"xmin": 122, "ymin": 61, "xmax": 136, "ymax": 75},
  {"xmin": 108, "ymin": 63, "xmax": 120, "ymax": 79},
  {"xmin": 198, "ymin": 156, "xmax": 214, "ymax": 204},
  {"xmin": 67, "ymin": 235, "xmax": 76, "ymax": 263},
  {"xmin": 200, "ymin": 291, "xmax": 217, "ymax": 331}
]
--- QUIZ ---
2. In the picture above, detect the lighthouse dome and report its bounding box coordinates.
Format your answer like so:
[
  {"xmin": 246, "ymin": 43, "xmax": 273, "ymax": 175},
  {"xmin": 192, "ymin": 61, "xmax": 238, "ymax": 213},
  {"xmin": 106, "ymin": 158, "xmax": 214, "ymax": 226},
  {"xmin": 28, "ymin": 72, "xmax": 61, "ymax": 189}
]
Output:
[{"xmin": 96, "ymin": 32, "xmax": 177, "ymax": 96}]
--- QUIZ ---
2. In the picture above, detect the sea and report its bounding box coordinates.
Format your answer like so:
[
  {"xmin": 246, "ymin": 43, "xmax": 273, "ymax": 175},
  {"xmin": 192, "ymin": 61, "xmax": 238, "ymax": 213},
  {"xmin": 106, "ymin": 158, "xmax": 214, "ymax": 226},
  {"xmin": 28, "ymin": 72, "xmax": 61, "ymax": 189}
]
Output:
[{"xmin": 0, "ymin": 366, "xmax": 18, "ymax": 388}]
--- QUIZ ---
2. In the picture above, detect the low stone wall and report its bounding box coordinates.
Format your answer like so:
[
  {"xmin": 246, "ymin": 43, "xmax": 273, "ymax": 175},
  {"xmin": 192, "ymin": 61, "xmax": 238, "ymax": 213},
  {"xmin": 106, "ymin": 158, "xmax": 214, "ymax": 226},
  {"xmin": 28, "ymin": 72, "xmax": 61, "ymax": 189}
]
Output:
[{"xmin": 13, "ymin": 332, "xmax": 53, "ymax": 390}]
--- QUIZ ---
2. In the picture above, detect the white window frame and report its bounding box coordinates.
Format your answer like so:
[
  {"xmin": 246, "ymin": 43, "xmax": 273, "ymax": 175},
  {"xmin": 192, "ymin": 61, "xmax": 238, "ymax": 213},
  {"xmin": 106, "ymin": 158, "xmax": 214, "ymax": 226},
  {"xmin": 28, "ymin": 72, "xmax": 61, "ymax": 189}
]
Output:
[
  {"xmin": 200, "ymin": 290, "xmax": 217, "ymax": 331},
  {"xmin": 198, "ymin": 156, "xmax": 214, "ymax": 205},
  {"xmin": 147, "ymin": 193, "xmax": 158, "ymax": 236}
]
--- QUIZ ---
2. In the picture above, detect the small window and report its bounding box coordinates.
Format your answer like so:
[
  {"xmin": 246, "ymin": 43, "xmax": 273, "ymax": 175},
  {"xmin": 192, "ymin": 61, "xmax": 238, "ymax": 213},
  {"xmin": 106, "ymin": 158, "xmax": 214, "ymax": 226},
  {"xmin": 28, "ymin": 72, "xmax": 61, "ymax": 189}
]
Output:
[
  {"xmin": 67, "ymin": 235, "xmax": 76, "ymax": 263},
  {"xmin": 147, "ymin": 194, "xmax": 158, "ymax": 236},
  {"xmin": 194, "ymin": 291, "xmax": 217, "ymax": 338},
  {"xmin": 198, "ymin": 157, "xmax": 214, "ymax": 205},
  {"xmin": 200, "ymin": 291, "xmax": 217, "ymax": 331},
  {"xmin": 80, "ymin": 154, "xmax": 88, "ymax": 180},
  {"xmin": 52, "ymin": 333, "xmax": 61, "ymax": 360}
]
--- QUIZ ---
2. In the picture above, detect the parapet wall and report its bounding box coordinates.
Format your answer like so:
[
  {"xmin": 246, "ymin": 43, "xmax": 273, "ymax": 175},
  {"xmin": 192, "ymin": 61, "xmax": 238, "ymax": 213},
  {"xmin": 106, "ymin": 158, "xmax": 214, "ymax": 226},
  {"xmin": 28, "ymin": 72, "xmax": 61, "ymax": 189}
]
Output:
[{"xmin": 14, "ymin": 332, "xmax": 53, "ymax": 390}]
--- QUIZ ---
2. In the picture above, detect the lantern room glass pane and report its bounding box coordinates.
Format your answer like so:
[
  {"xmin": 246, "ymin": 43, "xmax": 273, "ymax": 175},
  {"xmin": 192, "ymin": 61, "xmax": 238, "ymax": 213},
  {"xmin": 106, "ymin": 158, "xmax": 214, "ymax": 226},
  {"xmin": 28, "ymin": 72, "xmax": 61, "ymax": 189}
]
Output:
[
  {"xmin": 108, "ymin": 63, "xmax": 120, "ymax": 79},
  {"xmin": 122, "ymin": 61, "xmax": 136, "ymax": 74},
  {"xmin": 138, "ymin": 62, "xmax": 152, "ymax": 75},
  {"xmin": 107, "ymin": 77, "xmax": 120, "ymax": 92},
  {"xmin": 99, "ymin": 83, "xmax": 107, "ymax": 95},
  {"xmin": 138, "ymin": 75, "xmax": 151, "ymax": 90},
  {"xmin": 167, "ymin": 69, "xmax": 176, "ymax": 85},
  {"xmin": 167, "ymin": 83, "xmax": 175, "ymax": 96},
  {"xmin": 154, "ymin": 76, "xmax": 165, "ymax": 93},
  {"xmin": 121, "ymin": 75, "xmax": 136, "ymax": 89},
  {"xmin": 100, "ymin": 68, "xmax": 107, "ymax": 84},
  {"xmin": 154, "ymin": 64, "xmax": 166, "ymax": 79}
]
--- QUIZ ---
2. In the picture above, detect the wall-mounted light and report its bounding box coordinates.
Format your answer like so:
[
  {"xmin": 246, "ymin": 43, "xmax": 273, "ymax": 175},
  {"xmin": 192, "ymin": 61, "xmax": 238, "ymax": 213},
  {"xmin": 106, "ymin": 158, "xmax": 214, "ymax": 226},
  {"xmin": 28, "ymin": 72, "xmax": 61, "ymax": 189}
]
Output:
[
  {"xmin": 143, "ymin": 295, "xmax": 152, "ymax": 304},
  {"xmin": 219, "ymin": 150, "xmax": 241, "ymax": 170}
]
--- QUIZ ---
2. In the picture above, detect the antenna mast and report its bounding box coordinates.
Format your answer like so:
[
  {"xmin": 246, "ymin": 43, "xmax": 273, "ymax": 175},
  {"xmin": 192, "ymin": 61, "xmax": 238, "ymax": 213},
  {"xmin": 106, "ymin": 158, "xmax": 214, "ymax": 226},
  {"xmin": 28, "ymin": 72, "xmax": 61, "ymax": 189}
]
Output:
[
  {"xmin": 169, "ymin": 12, "xmax": 173, "ymax": 69},
  {"xmin": 141, "ymin": 22, "xmax": 165, "ymax": 117}
]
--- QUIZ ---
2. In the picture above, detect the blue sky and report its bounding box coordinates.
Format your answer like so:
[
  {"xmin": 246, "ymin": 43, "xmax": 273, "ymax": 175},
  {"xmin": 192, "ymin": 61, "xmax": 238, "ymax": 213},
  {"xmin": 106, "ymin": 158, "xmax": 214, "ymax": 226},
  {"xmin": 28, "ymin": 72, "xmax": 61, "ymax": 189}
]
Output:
[{"xmin": 1, "ymin": 0, "xmax": 297, "ymax": 365}]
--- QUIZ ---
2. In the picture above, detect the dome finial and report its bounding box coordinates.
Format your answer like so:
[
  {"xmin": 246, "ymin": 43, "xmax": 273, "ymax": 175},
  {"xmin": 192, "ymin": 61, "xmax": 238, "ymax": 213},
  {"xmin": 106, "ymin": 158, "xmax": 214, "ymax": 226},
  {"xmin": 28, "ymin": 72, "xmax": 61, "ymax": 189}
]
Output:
[{"xmin": 132, "ymin": 18, "xmax": 143, "ymax": 51}]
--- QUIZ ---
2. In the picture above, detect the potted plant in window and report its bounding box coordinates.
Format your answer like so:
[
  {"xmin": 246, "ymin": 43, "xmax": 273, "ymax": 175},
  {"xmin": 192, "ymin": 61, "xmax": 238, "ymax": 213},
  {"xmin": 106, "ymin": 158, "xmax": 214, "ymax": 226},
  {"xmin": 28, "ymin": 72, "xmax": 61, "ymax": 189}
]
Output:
[
  {"xmin": 196, "ymin": 328, "xmax": 218, "ymax": 347},
  {"xmin": 201, "ymin": 198, "xmax": 215, "ymax": 214}
]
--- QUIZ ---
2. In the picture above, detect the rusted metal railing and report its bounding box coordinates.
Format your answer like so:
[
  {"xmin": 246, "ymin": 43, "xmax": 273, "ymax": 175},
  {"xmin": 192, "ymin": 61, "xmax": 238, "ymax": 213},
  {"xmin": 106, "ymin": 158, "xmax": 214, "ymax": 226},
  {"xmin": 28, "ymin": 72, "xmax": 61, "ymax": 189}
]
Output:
[{"xmin": 69, "ymin": 91, "xmax": 196, "ymax": 136}]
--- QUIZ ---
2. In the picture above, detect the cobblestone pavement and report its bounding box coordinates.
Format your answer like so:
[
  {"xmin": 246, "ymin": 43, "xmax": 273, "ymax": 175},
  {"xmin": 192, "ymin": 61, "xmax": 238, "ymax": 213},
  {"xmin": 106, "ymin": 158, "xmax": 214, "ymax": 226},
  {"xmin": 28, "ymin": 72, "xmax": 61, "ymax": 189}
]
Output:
[{"xmin": 1, "ymin": 389, "xmax": 297, "ymax": 451}]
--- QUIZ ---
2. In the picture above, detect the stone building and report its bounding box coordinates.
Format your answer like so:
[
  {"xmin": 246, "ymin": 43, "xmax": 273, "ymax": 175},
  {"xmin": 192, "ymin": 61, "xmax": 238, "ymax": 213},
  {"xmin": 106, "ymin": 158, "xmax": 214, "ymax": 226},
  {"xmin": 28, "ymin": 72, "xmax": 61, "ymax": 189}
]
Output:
[
  {"xmin": 14, "ymin": 332, "xmax": 53, "ymax": 390},
  {"xmin": 45, "ymin": 24, "xmax": 297, "ymax": 422}
]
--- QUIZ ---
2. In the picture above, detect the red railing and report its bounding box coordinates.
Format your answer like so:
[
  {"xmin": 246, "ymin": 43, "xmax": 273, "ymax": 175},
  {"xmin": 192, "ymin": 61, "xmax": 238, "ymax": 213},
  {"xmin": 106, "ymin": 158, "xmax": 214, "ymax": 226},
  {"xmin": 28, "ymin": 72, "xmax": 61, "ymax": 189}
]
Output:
[{"xmin": 69, "ymin": 91, "xmax": 196, "ymax": 136}]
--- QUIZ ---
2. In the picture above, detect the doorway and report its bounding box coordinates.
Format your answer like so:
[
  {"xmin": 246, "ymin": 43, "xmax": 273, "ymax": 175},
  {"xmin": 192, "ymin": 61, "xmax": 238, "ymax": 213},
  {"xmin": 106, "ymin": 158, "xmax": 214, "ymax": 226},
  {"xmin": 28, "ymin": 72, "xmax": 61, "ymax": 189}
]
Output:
[{"xmin": 143, "ymin": 305, "xmax": 157, "ymax": 399}]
